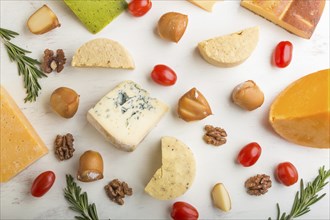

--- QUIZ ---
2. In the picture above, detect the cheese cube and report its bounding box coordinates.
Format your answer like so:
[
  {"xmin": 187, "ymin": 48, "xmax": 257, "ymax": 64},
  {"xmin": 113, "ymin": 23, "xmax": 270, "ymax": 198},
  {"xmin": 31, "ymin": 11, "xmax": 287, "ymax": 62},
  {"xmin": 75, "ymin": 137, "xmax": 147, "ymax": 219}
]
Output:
[
  {"xmin": 0, "ymin": 86, "xmax": 48, "ymax": 182},
  {"xmin": 87, "ymin": 81, "xmax": 168, "ymax": 152}
]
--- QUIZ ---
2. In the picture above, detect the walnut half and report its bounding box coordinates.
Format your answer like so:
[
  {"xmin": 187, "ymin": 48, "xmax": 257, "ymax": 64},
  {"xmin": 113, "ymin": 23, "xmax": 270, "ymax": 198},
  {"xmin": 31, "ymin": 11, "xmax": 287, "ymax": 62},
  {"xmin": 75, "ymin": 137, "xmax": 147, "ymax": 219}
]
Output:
[
  {"xmin": 54, "ymin": 133, "xmax": 75, "ymax": 161},
  {"xmin": 245, "ymin": 174, "xmax": 272, "ymax": 196},
  {"xmin": 42, "ymin": 49, "xmax": 66, "ymax": 73},
  {"xmin": 105, "ymin": 179, "xmax": 133, "ymax": 205},
  {"xmin": 203, "ymin": 125, "xmax": 227, "ymax": 146}
]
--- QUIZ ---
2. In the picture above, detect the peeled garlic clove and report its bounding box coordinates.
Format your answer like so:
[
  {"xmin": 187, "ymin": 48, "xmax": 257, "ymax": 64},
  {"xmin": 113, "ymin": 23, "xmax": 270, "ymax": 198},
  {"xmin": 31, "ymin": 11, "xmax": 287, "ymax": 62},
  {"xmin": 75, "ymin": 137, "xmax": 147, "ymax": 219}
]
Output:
[
  {"xmin": 178, "ymin": 88, "xmax": 212, "ymax": 121},
  {"xmin": 157, "ymin": 12, "xmax": 188, "ymax": 43},
  {"xmin": 77, "ymin": 150, "xmax": 104, "ymax": 182},
  {"xmin": 212, "ymin": 183, "xmax": 231, "ymax": 212},
  {"xmin": 27, "ymin": 5, "xmax": 60, "ymax": 35},
  {"xmin": 232, "ymin": 80, "xmax": 264, "ymax": 111}
]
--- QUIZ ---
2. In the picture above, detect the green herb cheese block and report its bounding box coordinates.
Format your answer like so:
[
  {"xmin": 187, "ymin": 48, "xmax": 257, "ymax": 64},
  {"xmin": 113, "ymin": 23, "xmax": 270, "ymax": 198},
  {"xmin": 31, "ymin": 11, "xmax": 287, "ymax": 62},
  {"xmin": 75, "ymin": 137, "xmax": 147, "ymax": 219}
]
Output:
[{"xmin": 64, "ymin": 0, "xmax": 127, "ymax": 34}]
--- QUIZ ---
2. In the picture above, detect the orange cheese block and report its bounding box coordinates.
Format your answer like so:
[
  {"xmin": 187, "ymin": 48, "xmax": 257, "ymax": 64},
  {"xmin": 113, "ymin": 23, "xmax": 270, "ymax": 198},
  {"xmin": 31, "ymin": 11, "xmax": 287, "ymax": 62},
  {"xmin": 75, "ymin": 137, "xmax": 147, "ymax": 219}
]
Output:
[
  {"xmin": 0, "ymin": 86, "xmax": 48, "ymax": 182},
  {"xmin": 269, "ymin": 69, "xmax": 330, "ymax": 148}
]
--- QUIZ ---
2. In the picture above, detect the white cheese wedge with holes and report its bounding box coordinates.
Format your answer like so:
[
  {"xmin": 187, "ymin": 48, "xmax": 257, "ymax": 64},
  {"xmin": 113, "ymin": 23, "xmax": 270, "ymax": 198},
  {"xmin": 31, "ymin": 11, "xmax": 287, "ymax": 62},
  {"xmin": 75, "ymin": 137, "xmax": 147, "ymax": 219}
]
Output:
[
  {"xmin": 145, "ymin": 136, "xmax": 196, "ymax": 200},
  {"xmin": 87, "ymin": 81, "xmax": 168, "ymax": 152}
]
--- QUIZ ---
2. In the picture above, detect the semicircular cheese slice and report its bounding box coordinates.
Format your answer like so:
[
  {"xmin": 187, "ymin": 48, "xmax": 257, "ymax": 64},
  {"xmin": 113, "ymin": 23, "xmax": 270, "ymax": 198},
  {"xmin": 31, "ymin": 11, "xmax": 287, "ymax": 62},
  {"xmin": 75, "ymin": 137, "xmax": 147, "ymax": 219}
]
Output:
[
  {"xmin": 269, "ymin": 69, "xmax": 330, "ymax": 148},
  {"xmin": 72, "ymin": 38, "xmax": 135, "ymax": 69},
  {"xmin": 145, "ymin": 136, "xmax": 196, "ymax": 200},
  {"xmin": 198, "ymin": 26, "xmax": 259, "ymax": 67}
]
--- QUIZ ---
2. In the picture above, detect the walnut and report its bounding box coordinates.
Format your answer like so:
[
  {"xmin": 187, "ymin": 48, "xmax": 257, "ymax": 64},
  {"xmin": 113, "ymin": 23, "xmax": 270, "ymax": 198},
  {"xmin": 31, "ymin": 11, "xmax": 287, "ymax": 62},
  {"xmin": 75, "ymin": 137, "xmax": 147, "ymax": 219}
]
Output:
[
  {"xmin": 245, "ymin": 174, "xmax": 272, "ymax": 196},
  {"xmin": 41, "ymin": 49, "xmax": 54, "ymax": 73},
  {"xmin": 105, "ymin": 179, "xmax": 133, "ymax": 205},
  {"xmin": 54, "ymin": 133, "xmax": 75, "ymax": 161},
  {"xmin": 42, "ymin": 49, "xmax": 66, "ymax": 73},
  {"xmin": 203, "ymin": 125, "xmax": 227, "ymax": 146}
]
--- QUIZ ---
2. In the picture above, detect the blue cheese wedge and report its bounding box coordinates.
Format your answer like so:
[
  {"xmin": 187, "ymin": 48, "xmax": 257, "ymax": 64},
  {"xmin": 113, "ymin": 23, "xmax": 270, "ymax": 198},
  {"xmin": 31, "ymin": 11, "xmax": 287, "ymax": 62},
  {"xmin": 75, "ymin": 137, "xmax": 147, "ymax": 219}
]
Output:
[
  {"xmin": 145, "ymin": 136, "xmax": 196, "ymax": 200},
  {"xmin": 87, "ymin": 81, "xmax": 168, "ymax": 152}
]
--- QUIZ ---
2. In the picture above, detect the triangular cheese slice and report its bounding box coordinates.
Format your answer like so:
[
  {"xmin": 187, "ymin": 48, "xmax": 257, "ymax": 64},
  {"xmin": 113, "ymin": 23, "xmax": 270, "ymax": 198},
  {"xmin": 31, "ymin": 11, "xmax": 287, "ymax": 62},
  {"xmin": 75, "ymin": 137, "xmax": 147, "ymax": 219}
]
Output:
[{"xmin": 64, "ymin": 0, "xmax": 127, "ymax": 34}]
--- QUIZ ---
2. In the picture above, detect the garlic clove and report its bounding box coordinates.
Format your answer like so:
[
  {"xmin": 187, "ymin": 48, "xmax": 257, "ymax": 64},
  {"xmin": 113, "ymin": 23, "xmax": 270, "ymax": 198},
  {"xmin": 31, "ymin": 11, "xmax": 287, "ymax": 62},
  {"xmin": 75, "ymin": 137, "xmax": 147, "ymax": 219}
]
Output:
[{"xmin": 211, "ymin": 183, "xmax": 232, "ymax": 212}]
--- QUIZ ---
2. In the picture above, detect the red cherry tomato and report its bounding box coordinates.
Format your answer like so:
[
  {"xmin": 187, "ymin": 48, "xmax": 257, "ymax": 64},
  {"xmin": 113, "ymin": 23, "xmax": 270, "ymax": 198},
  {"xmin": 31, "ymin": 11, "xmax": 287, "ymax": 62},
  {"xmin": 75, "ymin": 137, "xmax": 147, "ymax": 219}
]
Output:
[
  {"xmin": 171, "ymin": 202, "xmax": 199, "ymax": 220},
  {"xmin": 128, "ymin": 0, "xmax": 152, "ymax": 17},
  {"xmin": 276, "ymin": 162, "xmax": 298, "ymax": 186},
  {"xmin": 151, "ymin": 64, "xmax": 177, "ymax": 86},
  {"xmin": 237, "ymin": 142, "xmax": 262, "ymax": 167},
  {"xmin": 273, "ymin": 41, "xmax": 293, "ymax": 68},
  {"xmin": 31, "ymin": 171, "xmax": 56, "ymax": 197}
]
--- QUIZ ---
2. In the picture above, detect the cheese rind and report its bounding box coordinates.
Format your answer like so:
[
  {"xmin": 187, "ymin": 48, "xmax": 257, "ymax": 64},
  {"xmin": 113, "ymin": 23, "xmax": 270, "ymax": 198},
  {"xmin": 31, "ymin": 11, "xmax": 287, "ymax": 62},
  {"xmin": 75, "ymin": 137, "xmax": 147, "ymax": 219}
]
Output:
[
  {"xmin": 87, "ymin": 81, "xmax": 168, "ymax": 152},
  {"xmin": 240, "ymin": 0, "xmax": 326, "ymax": 39},
  {"xmin": 198, "ymin": 26, "xmax": 259, "ymax": 67},
  {"xmin": 145, "ymin": 137, "xmax": 196, "ymax": 200},
  {"xmin": 187, "ymin": 0, "xmax": 218, "ymax": 12},
  {"xmin": 0, "ymin": 86, "xmax": 48, "ymax": 182},
  {"xmin": 72, "ymin": 38, "xmax": 135, "ymax": 69},
  {"xmin": 269, "ymin": 69, "xmax": 330, "ymax": 148}
]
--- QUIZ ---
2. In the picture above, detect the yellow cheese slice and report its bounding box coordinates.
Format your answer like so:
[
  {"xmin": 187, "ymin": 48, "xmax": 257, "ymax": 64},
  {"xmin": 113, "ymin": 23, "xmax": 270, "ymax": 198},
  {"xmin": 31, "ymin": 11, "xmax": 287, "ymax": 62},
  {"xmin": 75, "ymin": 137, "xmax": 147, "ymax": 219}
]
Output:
[
  {"xmin": 145, "ymin": 136, "xmax": 196, "ymax": 200},
  {"xmin": 0, "ymin": 86, "xmax": 48, "ymax": 182},
  {"xmin": 269, "ymin": 69, "xmax": 330, "ymax": 148},
  {"xmin": 187, "ymin": 0, "xmax": 218, "ymax": 12}
]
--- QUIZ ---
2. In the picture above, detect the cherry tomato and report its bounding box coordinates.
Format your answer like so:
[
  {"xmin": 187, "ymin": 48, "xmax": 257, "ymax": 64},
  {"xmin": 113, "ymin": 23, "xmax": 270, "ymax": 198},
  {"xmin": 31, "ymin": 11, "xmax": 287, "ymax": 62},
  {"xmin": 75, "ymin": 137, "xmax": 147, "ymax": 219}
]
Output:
[
  {"xmin": 31, "ymin": 171, "xmax": 56, "ymax": 197},
  {"xmin": 273, "ymin": 41, "xmax": 293, "ymax": 68},
  {"xmin": 237, "ymin": 142, "xmax": 262, "ymax": 167},
  {"xmin": 171, "ymin": 202, "xmax": 199, "ymax": 220},
  {"xmin": 276, "ymin": 162, "xmax": 298, "ymax": 186},
  {"xmin": 151, "ymin": 64, "xmax": 177, "ymax": 86},
  {"xmin": 128, "ymin": 0, "xmax": 152, "ymax": 17}
]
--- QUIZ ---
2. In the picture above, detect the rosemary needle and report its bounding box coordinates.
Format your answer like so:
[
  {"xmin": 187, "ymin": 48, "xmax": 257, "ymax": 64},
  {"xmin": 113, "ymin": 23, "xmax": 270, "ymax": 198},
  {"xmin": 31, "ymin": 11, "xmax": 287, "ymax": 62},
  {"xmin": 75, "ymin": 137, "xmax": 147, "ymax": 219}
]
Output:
[
  {"xmin": 64, "ymin": 174, "xmax": 99, "ymax": 220},
  {"xmin": 269, "ymin": 166, "xmax": 330, "ymax": 220},
  {"xmin": 0, "ymin": 27, "xmax": 47, "ymax": 102}
]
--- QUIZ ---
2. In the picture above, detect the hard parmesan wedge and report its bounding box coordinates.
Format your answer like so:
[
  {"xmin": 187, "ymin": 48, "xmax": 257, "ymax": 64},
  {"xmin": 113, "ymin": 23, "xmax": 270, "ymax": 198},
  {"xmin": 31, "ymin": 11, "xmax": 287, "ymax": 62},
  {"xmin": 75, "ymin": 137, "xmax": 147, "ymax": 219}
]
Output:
[
  {"xmin": 198, "ymin": 26, "xmax": 259, "ymax": 67},
  {"xmin": 145, "ymin": 137, "xmax": 196, "ymax": 200},
  {"xmin": 72, "ymin": 38, "xmax": 135, "ymax": 69}
]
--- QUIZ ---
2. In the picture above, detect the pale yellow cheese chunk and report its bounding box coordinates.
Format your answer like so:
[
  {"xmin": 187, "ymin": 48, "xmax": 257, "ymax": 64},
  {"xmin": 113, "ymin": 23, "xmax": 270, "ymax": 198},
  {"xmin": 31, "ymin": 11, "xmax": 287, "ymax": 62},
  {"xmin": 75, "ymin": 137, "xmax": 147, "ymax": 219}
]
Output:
[
  {"xmin": 145, "ymin": 137, "xmax": 196, "ymax": 200},
  {"xmin": 72, "ymin": 38, "xmax": 135, "ymax": 69},
  {"xmin": 0, "ymin": 86, "xmax": 48, "ymax": 182},
  {"xmin": 198, "ymin": 26, "xmax": 259, "ymax": 67},
  {"xmin": 187, "ymin": 0, "xmax": 218, "ymax": 12}
]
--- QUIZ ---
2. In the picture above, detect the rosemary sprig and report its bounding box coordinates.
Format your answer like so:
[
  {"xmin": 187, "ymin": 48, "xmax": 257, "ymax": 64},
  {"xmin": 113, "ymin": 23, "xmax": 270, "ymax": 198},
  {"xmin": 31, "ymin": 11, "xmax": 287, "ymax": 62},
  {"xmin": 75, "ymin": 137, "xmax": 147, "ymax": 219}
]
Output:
[
  {"xmin": 0, "ymin": 27, "xmax": 47, "ymax": 102},
  {"xmin": 269, "ymin": 166, "xmax": 330, "ymax": 220},
  {"xmin": 64, "ymin": 174, "xmax": 99, "ymax": 220}
]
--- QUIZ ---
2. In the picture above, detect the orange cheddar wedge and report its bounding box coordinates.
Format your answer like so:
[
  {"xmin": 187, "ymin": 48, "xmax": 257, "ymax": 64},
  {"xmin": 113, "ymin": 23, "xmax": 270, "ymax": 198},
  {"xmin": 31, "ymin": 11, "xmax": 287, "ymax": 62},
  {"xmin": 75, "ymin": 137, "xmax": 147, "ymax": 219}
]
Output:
[
  {"xmin": 269, "ymin": 69, "xmax": 330, "ymax": 148},
  {"xmin": 0, "ymin": 86, "xmax": 48, "ymax": 182}
]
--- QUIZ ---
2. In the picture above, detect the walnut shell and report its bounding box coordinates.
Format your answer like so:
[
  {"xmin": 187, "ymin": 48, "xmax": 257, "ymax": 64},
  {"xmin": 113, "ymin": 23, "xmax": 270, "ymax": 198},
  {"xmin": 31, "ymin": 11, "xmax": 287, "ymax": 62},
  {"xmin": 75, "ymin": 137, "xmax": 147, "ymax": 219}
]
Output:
[{"xmin": 77, "ymin": 150, "xmax": 103, "ymax": 182}]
